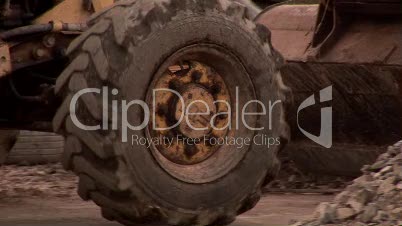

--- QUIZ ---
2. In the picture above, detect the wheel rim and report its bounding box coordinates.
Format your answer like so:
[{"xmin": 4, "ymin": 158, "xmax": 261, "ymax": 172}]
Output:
[
  {"xmin": 149, "ymin": 60, "xmax": 231, "ymax": 165},
  {"xmin": 146, "ymin": 44, "xmax": 258, "ymax": 184}
]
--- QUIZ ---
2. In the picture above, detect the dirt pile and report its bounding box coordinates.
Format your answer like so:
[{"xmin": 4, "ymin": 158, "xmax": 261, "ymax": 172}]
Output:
[
  {"xmin": 296, "ymin": 141, "xmax": 402, "ymax": 226},
  {"xmin": 0, "ymin": 164, "xmax": 77, "ymax": 198}
]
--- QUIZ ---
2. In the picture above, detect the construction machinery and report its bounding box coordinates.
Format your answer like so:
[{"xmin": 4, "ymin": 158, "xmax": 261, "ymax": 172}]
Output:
[
  {"xmin": 257, "ymin": 0, "xmax": 402, "ymax": 176},
  {"xmin": 0, "ymin": 0, "xmax": 400, "ymax": 225}
]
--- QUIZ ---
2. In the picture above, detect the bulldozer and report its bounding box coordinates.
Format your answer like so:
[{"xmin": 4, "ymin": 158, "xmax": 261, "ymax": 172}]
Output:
[{"xmin": 0, "ymin": 0, "xmax": 400, "ymax": 225}]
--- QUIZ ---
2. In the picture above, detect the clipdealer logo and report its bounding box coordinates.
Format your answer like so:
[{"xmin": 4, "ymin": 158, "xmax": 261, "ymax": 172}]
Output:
[
  {"xmin": 297, "ymin": 86, "xmax": 333, "ymax": 148},
  {"xmin": 131, "ymin": 134, "xmax": 280, "ymax": 149},
  {"xmin": 69, "ymin": 86, "xmax": 333, "ymax": 149},
  {"xmin": 69, "ymin": 87, "xmax": 283, "ymax": 147}
]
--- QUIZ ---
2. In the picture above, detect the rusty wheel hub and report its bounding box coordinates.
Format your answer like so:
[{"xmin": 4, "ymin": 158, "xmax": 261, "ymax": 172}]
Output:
[
  {"xmin": 175, "ymin": 84, "xmax": 216, "ymax": 139},
  {"xmin": 148, "ymin": 61, "xmax": 230, "ymax": 165}
]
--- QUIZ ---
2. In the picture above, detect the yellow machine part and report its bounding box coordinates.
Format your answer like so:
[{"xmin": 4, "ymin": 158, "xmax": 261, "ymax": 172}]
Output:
[{"xmin": 34, "ymin": 0, "xmax": 114, "ymax": 24}]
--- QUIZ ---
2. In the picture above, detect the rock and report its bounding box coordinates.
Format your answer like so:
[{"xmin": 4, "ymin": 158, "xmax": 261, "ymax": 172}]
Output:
[
  {"xmin": 388, "ymin": 143, "xmax": 402, "ymax": 155},
  {"xmin": 336, "ymin": 207, "xmax": 356, "ymax": 221},
  {"xmin": 347, "ymin": 199, "xmax": 364, "ymax": 213},
  {"xmin": 44, "ymin": 168, "xmax": 56, "ymax": 174},
  {"xmin": 360, "ymin": 203, "xmax": 378, "ymax": 223},
  {"xmin": 395, "ymin": 153, "xmax": 402, "ymax": 161},
  {"xmin": 370, "ymin": 160, "xmax": 387, "ymax": 172},
  {"xmin": 386, "ymin": 204, "xmax": 396, "ymax": 211},
  {"xmin": 373, "ymin": 172, "xmax": 383, "ymax": 179},
  {"xmin": 378, "ymin": 153, "xmax": 390, "ymax": 161},
  {"xmin": 365, "ymin": 180, "xmax": 382, "ymax": 191},
  {"xmin": 390, "ymin": 207, "xmax": 402, "ymax": 218},
  {"xmin": 334, "ymin": 191, "xmax": 350, "ymax": 204},
  {"xmin": 373, "ymin": 210, "xmax": 389, "ymax": 222},
  {"xmin": 347, "ymin": 189, "xmax": 374, "ymax": 213},
  {"xmin": 380, "ymin": 165, "xmax": 393, "ymax": 174},
  {"xmin": 313, "ymin": 202, "xmax": 336, "ymax": 224},
  {"xmin": 362, "ymin": 165, "xmax": 371, "ymax": 173},
  {"xmin": 288, "ymin": 219, "xmax": 298, "ymax": 225},
  {"xmin": 36, "ymin": 170, "xmax": 47, "ymax": 176},
  {"xmin": 378, "ymin": 176, "xmax": 396, "ymax": 194},
  {"xmin": 289, "ymin": 222, "xmax": 304, "ymax": 226},
  {"xmin": 297, "ymin": 141, "xmax": 402, "ymax": 226},
  {"xmin": 395, "ymin": 165, "xmax": 402, "ymax": 180},
  {"xmin": 0, "ymin": 164, "xmax": 77, "ymax": 198},
  {"xmin": 354, "ymin": 175, "xmax": 373, "ymax": 184}
]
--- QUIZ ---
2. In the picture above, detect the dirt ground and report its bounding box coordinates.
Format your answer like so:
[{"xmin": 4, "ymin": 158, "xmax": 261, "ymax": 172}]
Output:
[
  {"xmin": 0, "ymin": 194, "xmax": 334, "ymax": 226},
  {"xmin": 0, "ymin": 164, "xmax": 334, "ymax": 226}
]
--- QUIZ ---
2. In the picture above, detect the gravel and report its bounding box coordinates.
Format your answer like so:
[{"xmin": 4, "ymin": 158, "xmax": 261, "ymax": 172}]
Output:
[
  {"xmin": 295, "ymin": 141, "xmax": 402, "ymax": 226},
  {"xmin": 3, "ymin": 140, "xmax": 400, "ymax": 226},
  {"xmin": 0, "ymin": 164, "xmax": 77, "ymax": 199}
]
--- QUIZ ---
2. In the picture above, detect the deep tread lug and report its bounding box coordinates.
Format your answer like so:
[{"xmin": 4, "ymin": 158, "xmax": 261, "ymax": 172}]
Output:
[
  {"xmin": 62, "ymin": 136, "xmax": 83, "ymax": 170},
  {"xmin": 77, "ymin": 174, "xmax": 97, "ymax": 200},
  {"xmin": 65, "ymin": 117, "xmax": 113, "ymax": 159},
  {"xmin": 53, "ymin": 94, "xmax": 73, "ymax": 133},
  {"xmin": 68, "ymin": 73, "xmax": 103, "ymax": 120},
  {"xmin": 67, "ymin": 20, "xmax": 112, "ymax": 55},
  {"xmin": 73, "ymin": 156, "xmax": 119, "ymax": 192},
  {"xmin": 91, "ymin": 192, "xmax": 140, "ymax": 219},
  {"xmin": 82, "ymin": 36, "xmax": 110, "ymax": 80},
  {"xmin": 55, "ymin": 55, "xmax": 89, "ymax": 94}
]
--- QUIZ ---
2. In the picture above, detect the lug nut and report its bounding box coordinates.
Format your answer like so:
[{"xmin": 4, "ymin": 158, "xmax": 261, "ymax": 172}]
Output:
[
  {"xmin": 184, "ymin": 144, "xmax": 199, "ymax": 158},
  {"xmin": 169, "ymin": 79, "xmax": 183, "ymax": 91},
  {"xmin": 33, "ymin": 48, "xmax": 46, "ymax": 59},
  {"xmin": 43, "ymin": 35, "xmax": 56, "ymax": 48},
  {"xmin": 191, "ymin": 70, "xmax": 203, "ymax": 82}
]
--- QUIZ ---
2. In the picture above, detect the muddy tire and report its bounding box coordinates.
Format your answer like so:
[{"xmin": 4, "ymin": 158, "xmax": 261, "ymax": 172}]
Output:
[
  {"xmin": 234, "ymin": 0, "xmax": 262, "ymax": 18},
  {"xmin": 6, "ymin": 131, "xmax": 64, "ymax": 165},
  {"xmin": 53, "ymin": 0, "xmax": 289, "ymax": 225},
  {"xmin": 0, "ymin": 130, "xmax": 19, "ymax": 165}
]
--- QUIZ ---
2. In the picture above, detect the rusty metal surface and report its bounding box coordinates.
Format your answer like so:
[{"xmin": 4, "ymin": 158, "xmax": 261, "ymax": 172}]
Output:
[
  {"xmin": 9, "ymin": 33, "xmax": 73, "ymax": 72},
  {"xmin": 148, "ymin": 61, "xmax": 231, "ymax": 165},
  {"xmin": 142, "ymin": 44, "xmax": 257, "ymax": 184},
  {"xmin": 92, "ymin": 0, "xmax": 114, "ymax": 12},
  {"xmin": 34, "ymin": 0, "xmax": 91, "ymax": 24},
  {"xmin": 0, "ymin": 42, "xmax": 11, "ymax": 77}
]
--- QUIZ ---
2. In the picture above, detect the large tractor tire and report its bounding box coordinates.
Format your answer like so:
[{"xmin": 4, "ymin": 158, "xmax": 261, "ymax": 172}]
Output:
[
  {"xmin": 6, "ymin": 131, "xmax": 64, "ymax": 165},
  {"xmin": 53, "ymin": 0, "xmax": 289, "ymax": 225},
  {"xmin": 235, "ymin": 0, "xmax": 262, "ymax": 18},
  {"xmin": 0, "ymin": 130, "xmax": 19, "ymax": 165}
]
